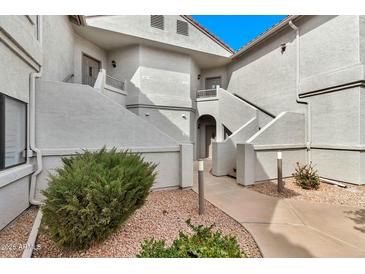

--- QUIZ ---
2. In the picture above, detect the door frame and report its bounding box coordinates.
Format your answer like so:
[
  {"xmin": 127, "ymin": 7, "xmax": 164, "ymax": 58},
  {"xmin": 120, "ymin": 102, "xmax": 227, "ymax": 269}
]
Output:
[
  {"xmin": 81, "ymin": 52, "xmax": 101, "ymax": 85},
  {"xmin": 205, "ymin": 76, "xmax": 222, "ymax": 90}
]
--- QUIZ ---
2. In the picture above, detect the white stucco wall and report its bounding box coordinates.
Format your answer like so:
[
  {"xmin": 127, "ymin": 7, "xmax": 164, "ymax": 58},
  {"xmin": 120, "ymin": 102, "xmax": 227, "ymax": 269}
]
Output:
[
  {"xmin": 86, "ymin": 15, "xmax": 231, "ymax": 57},
  {"xmin": 0, "ymin": 15, "xmax": 41, "ymax": 229},
  {"xmin": 227, "ymin": 16, "xmax": 360, "ymax": 116},
  {"xmin": 35, "ymin": 80, "xmax": 178, "ymax": 148},
  {"xmin": 360, "ymin": 16, "xmax": 365, "ymax": 65},
  {"xmin": 310, "ymin": 88, "xmax": 361, "ymax": 145},
  {"xmin": 0, "ymin": 16, "xmax": 41, "ymax": 102},
  {"xmin": 34, "ymin": 79, "xmax": 192, "ymax": 196},
  {"xmin": 42, "ymin": 16, "xmax": 107, "ymax": 83},
  {"xmin": 227, "ymin": 24, "xmax": 299, "ymax": 116},
  {"xmin": 42, "ymin": 15, "xmax": 74, "ymax": 81},
  {"xmin": 200, "ymin": 66, "xmax": 228, "ymax": 90},
  {"xmin": 106, "ymin": 45, "xmax": 141, "ymax": 102},
  {"xmin": 218, "ymin": 88, "xmax": 257, "ymax": 133},
  {"xmin": 138, "ymin": 45, "xmax": 192, "ymax": 107},
  {"xmin": 73, "ymin": 33, "xmax": 107, "ymax": 84}
]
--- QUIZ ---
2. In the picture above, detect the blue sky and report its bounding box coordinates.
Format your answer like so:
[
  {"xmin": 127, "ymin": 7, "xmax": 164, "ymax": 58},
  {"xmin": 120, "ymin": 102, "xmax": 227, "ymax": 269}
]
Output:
[{"xmin": 191, "ymin": 15, "xmax": 287, "ymax": 51}]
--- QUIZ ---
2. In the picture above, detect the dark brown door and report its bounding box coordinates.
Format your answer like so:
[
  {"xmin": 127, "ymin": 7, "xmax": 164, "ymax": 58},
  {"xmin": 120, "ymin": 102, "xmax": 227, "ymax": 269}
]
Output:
[
  {"xmin": 82, "ymin": 54, "xmax": 101, "ymax": 87},
  {"xmin": 205, "ymin": 125, "xmax": 216, "ymax": 158},
  {"xmin": 205, "ymin": 76, "xmax": 221, "ymax": 89}
]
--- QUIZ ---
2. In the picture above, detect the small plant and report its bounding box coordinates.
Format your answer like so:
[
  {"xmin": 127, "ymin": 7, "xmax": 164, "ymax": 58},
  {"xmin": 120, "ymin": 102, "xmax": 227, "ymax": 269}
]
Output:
[
  {"xmin": 42, "ymin": 147, "xmax": 157, "ymax": 250},
  {"xmin": 292, "ymin": 162, "xmax": 320, "ymax": 190},
  {"xmin": 137, "ymin": 219, "xmax": 244, "ymax": 258}
]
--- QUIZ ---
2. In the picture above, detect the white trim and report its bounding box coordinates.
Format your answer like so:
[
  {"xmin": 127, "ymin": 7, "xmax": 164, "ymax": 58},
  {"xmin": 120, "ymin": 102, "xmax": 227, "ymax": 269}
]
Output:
[
  {"xmin": 254, "ymin": 144, "xmax": 306, "ymax": 151},
  {"xmin": 22, "ymin": 209, "xmax": 43, "ymax": 258},
  {"xmin": 246, "ymin": 112, "xmax": 287, "ymax": 143},
  {"xmin": 221, "ymin": 117, "xmax": 257, "ymax": 144},
  {"xmin": 0, "ymin": 29, "xmax": 41, "ymax": 71},
  {"xmin": 104, "ymin": 84, "xmax": 128, "ymax": 96},
  {"xmin": 196, "ymin": 97, "xmax": 218, "ymax": 102},
  {"xmin": 311, "ymin": 144, "xmax": 365, "ymax": 151},
  {"xmin": 0, "ymin": 164, "xmax": 34, "ymax": 189},
  {"xmin": 40, "ymin": 146, "xmax": 181, "ymax": 156}
]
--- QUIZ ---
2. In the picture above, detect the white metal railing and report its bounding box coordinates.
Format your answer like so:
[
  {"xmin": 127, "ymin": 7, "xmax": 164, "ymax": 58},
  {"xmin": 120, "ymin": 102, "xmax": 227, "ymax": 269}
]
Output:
[
  {"xmin": 94, "ymin": 69, "xmax": 126, "ymax": 92},
  {"xmin": 197, "ymin": 88, "xmax": 217, "ymax": 98},
  {"xmin": 106, "ymin": 74, "xmax": 125, "ymax": 90}
]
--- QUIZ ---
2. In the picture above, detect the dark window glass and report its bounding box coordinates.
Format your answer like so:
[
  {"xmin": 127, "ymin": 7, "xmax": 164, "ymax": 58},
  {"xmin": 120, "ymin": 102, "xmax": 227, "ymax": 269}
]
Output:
[{"xmin": 0, "ymin": 94, "xmax": 27, "ymax": 170}]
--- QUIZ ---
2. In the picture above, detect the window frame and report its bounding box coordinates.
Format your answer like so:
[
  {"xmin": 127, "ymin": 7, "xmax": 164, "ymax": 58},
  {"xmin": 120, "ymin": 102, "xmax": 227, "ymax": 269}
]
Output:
[{"xmin": 0, "ymin": 93, "xmax": 28, "ymax": 171}]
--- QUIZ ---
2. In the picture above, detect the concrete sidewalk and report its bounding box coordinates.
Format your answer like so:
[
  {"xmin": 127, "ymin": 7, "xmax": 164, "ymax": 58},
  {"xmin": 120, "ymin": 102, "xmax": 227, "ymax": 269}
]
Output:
[{"xmin": 193, "ymin": 160, "xmax": 365, "ymax": 258}]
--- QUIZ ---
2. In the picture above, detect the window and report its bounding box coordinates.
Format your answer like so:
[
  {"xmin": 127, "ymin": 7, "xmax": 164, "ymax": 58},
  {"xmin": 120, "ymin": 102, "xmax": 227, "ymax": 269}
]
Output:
[
  {"xmin": 151, "ymin": 15, "xmax": 164, "ymax": 30},
  {"xmin": 177, "ymin": 20, "xmax": 189, "ymax": 36},
  {"xmin": 0, "ymin": 94, "xmax": 27, "ymax": 170}
]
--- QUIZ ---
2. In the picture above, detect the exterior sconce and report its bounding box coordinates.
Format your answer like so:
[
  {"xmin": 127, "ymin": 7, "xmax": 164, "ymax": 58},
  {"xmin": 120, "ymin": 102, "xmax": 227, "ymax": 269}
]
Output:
[
  {"xmin": 111, "ymin": 60, "xmax": 117, "ymax": 68},
  {"xmin": 197, "ymin": 74, "xmax": 201, "ymax": 80},
  {"xmin": 182, "ymin": 114, "xmax": 187, "ymax": 119},
  {"xmin": 145, "ymin": 113, "xmax": 150, "ymax": 117},
  {"xmin": 280, "ymin": 43, "xmax": 286, "ymax": 54}
]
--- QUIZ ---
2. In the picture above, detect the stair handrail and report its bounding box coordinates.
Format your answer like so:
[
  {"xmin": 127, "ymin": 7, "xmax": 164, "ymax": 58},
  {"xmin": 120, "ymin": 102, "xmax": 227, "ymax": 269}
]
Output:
[
  {"xmin": 63, "ymin": 73, "xmax": 74, "ymax": 83},
  {"xmin": 233, "ymin": 93, "xmax": 276, "ymax": 119}
]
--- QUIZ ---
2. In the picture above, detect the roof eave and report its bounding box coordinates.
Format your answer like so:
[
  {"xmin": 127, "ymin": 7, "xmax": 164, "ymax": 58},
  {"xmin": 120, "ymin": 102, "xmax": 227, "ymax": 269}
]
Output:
[
  {"xmin": 181, "ymin": 15, "xmax": 235, "ymax": 54},
  {"xmin": 231, "ymin": 15, "xmax": 302, "ymax": 60}
]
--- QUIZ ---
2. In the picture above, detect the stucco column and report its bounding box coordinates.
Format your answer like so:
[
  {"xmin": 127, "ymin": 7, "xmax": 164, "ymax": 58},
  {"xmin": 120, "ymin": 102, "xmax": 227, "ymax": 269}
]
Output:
[
  {"xmin": 236, "ymin": 143, "xmax": 256, "ymax": 186},
  {"xmin": 180, "ymin": 143, "xmax": 193, "ymax": 188}
]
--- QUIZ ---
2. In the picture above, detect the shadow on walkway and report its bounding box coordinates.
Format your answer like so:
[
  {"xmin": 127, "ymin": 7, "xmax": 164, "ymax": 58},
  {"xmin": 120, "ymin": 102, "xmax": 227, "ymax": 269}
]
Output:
[{"xmin": 193, "ymin": 160, "xmax": 365, "ymax": 258}]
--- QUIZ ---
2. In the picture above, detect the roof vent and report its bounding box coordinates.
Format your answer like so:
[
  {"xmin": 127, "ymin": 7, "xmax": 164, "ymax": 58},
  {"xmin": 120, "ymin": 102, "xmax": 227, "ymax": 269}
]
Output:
[
  {"xmin": 151, "ymin": 15, "xmax": 164, "ymax": 30},
  {"xmin": 177, "ymin": 20, "xmax": 189, "ymax": 36}
]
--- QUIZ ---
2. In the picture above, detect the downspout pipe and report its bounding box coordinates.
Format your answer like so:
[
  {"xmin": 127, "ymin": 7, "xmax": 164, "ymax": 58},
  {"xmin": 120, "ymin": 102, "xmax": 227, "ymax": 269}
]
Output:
[
  {"xmin": 29, "ymin": 16, "xmax": 44, "ymax": 206},
  {"xmin": 29, "ymin": 71, "xmax": 43, "ymax": 206},
  {"xmin": 289, "ymin": 20, "xmax": 311, "ymax": 163}
]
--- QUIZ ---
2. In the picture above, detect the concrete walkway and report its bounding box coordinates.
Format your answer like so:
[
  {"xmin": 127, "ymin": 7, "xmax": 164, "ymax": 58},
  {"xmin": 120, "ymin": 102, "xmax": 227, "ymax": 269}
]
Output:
[{"xmin": 193, "ymin": 160, "xmax": 365, "ymax": 258}]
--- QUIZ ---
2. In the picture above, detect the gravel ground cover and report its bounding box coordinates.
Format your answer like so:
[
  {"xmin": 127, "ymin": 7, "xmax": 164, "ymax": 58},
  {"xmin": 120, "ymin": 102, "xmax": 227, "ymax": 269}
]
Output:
[
  {"xmin": 33, "ymin": 189, "xmax": 262, "ymax": 258},
  {"xmin": 0, "ymin": 206, "xmax": 38, "ymax": 258},
  {"xmin": 248, "ymin": 178, "xmax": 365, "ymax": 208}
]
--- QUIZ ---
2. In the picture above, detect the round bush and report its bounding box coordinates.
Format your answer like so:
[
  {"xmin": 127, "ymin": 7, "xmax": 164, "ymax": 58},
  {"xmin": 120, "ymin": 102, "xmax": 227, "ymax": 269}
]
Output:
[{"xmin": 42, "ymin": 148, "xmax": 157, "ymax": 250}]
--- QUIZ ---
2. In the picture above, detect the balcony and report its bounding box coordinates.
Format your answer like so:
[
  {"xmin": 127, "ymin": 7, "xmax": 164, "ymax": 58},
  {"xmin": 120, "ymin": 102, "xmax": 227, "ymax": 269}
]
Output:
[
  {"xmin": 106, "ymin": 74, "xmax": 125, "ymax": 90},
  {"xmin": 196, "ymin": 88, "xmax": 217, "ymax": 99}
]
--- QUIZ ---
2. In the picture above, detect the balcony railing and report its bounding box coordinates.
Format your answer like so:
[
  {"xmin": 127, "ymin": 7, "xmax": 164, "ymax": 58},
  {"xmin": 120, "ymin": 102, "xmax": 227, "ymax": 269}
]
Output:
[
  {"xmin": 106, "ymin": 74, "xmax": 125, "ymax": 90},
  {"xmin": 196, "ymin": 88, "xmax": 217, "ymax": 98}
]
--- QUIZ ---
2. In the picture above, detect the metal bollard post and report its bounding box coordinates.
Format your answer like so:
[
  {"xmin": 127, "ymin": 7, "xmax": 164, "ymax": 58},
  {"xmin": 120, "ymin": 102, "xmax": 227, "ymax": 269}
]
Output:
[
  {"xmin": 198, "ymin": 159, "xmax": 205, "ymax": 215},
  {"xmin": 277, "ymin": 152, "xmax": 283, "ymax": 193}
]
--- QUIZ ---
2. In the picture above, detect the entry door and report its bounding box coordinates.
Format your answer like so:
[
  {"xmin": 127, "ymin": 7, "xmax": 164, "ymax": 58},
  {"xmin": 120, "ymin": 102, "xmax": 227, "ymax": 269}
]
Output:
[
  {"xmin": 205, "ymin": 77, "xmax": 221, "ymax": 90},
  {"xmin": 82, "ymin": 54, "xmax": 101, "ymax": 87},
  {"xmin": 205, "ymin": 125, "xmax": 216, "ymax": 158}
]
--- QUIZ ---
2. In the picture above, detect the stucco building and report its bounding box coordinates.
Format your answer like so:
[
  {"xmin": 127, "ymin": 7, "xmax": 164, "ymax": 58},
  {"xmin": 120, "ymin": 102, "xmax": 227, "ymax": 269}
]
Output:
[{"xmin": 1, "ymin": 15, "xmax": 365, "ymax": 230}]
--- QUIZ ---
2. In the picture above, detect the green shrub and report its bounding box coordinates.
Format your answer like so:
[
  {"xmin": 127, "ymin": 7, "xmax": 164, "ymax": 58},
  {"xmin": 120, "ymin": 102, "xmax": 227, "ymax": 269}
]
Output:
[
  {"xmin": 42, "ymin": 148, "xmax": 157, "ymax": 250},
  {"xmin": 137, "ymin": 219, "xmax": 244, "ymax": 258},
  {"xmin": 292, "ymin": 162, "xmax": 320, "ymax": 190}
]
